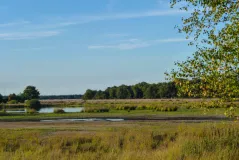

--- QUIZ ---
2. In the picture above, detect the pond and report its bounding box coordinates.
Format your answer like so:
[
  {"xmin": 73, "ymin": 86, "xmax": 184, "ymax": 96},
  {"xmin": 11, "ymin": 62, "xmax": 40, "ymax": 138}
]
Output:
[{"xmin": 6, "ymin": 107, "xmax": 84, "ymax": 113}]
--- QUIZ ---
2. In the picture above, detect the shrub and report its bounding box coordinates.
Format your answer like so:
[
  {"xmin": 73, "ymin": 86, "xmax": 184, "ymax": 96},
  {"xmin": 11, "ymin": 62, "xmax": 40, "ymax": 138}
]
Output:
[
  {"xmin": 137, "ymin": 105, "xmax": 147, "ymax": 110},
  {"xmin": 97, "ymin": 108, "xmax": 110, "ymax": 112},
  {"xmin": 26, "ymin": 108, "xmax": 37, "ymax": 114},
  {"xmin": 84, "ymin": 107, "xmax": 109, "ymax": 113},
  {"xmin": 25, "ymin": 99, "xmax": 41, "ymax": 111},
  {"xmin": 123, "ymin": 106, "xmax": 137, "ymax": 111},
  {"xmin": 54, "ymin": 109, "xmax": 65, "ymax": 114},
  {"xmin": 7, "ymin": 100, "xmax": 18, "ymax": 104}
]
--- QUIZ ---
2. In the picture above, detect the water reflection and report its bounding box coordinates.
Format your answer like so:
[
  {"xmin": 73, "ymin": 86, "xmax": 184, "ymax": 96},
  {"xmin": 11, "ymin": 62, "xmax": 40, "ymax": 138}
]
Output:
[{"xmin": 6, "ymin": 107, "xmax": 84, "ymax": 113}]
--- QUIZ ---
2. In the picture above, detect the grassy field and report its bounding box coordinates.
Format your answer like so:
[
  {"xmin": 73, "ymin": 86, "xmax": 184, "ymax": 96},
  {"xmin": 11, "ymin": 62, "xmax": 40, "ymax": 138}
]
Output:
[
  {"xmin": 0, "ymin": 99, "xmax": 238, "ymax": 121},
  {"xmin": 0, "ymin": 99, "xmax": 238, "ymax": 159},
  {"xmin": 0, "ymin": 107, "xmax": 237, "ymax": 121},
  {"xmin": 0, "ymin": 121, "xmax": 238, "ymax": 160}
]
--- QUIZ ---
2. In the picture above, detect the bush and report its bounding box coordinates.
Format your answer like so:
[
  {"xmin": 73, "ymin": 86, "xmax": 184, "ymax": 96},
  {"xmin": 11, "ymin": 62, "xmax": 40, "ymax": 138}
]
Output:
[
  {"xmin": 84, "ymin": 107, "xmax": 109, "ymax": 113},
  {"xmin": 54, "ymin": 109, "xmax": 65, "ymax": 114},
  {"xmin": 26, "ymin": 109, "xmax": 37, "ymax": 114},
  {"xmin": 115, "ymin": 105, "xmax": 137, "ymax": 111},
  {"xmin": 7, "ymin": 100, "xmax": 18, "ymax": 104},
  {"xmin": 25, "ymin": 99, "xmax": 41, "ymax": 111},
  {"xmin": 137, "ymin": 105, "xmax": 147, "ymax": 110}
]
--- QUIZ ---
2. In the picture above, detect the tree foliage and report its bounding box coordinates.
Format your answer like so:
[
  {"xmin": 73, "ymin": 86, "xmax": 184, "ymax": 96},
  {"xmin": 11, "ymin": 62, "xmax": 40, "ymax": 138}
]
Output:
[
  {"xmin": 23, "ymin": 86, "xmax": 40, "ymax": 100},
  {"xmin": 25, "ymin": 99, "xmax": 41, "ymax": 111},
  {"xmin": 83, "ymin": 89, "xmax": 97, "ymax": 100},
  {"xmin": 83, "ymin": 82, "xmax": 178, "ymax": 100},
  {"xmin": 40, "ymin": 94, "xmax": 82, "ymax": 100},
  {"xmin": 0, "ymin": 94, "xmax": 3, "ymax": 103},
  {"xmin": 167, "ymin": 0, "xmax": 239, "ymax": 116},
  {"xmin": 8, "ymin": 93, "xmax": 17, "ymax": 102}
]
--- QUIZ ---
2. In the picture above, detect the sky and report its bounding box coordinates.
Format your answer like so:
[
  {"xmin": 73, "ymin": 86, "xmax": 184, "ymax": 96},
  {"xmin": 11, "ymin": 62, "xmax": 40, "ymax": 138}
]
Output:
[{"xmin": 0, "ymin": 0, "xmax": 195, "ymax": 95}]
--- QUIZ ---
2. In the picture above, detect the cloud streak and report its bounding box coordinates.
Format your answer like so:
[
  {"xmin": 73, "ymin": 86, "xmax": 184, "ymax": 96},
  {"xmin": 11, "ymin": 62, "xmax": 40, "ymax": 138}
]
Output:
[
  {"xmin": 0, "ymin": 31, "xmax": 61, "ymax": 40},
  {"xmin": 88, "ymin": 38, "xmax": 191, "ymax": 50},
  {"xmin": 11, "ymin": 47, "xmax": 54, "ymax": 52},
  {"xmin": 0, "ymin": 20, "xmax": 30, "ymax": 27},
  {"xmin": 104, "ymin": 33, "xmax": 128, "ymax": 38},
  {"xmin": 78, "ymin": 9, "xmax": 186, "ymax": 22},
  {"xmin": 0, "ymin": 9, "xmax": 187, "ymax": 30}
]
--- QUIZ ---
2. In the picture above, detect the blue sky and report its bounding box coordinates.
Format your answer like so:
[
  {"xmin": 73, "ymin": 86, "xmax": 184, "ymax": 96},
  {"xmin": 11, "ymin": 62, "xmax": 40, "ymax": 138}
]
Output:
[{"xmin": 0, "ymin": 0, "xmax": 195, "ymax": 95}]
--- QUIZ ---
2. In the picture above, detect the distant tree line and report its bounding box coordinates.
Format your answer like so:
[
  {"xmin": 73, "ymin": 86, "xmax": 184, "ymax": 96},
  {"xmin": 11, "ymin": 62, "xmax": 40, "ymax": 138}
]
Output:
[
  {"xmin": 83, "ymin": 82, "xmax": 178, "ymax": 100},
  {"xmin": 40, "ymin": 95, "xmax": 82, "ymax": 100},
  {"xmin": 0, "ymin": 86, "xmax": 82, "ymax": 104},
  {"xmin": 0, "ymin": 86, "xmax": 40, "ymax": 104}
]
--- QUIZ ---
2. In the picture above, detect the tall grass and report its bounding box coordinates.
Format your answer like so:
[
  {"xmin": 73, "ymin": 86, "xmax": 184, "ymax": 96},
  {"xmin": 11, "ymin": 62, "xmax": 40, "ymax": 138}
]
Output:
[{"xmin": 0, "ymin": 123, "xmax": 238, "ymax": 160}]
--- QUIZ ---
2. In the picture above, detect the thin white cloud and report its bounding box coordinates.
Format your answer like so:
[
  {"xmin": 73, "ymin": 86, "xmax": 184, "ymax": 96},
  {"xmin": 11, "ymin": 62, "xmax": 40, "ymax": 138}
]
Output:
[
  {"xmin": 0, "ymin": 9, "xmax": 187, "ymax": 30},
  {"xmin": 11, "ymin": 47, "xmax": 54, "ymax": 52},
  {"xmin": 156, "ymin": 38, "xmax": 193, "ymax": 43},
  {"xmin": 36, "ymin": 9, "xmax": 187, "ymax": 29},
  {"xmin": 0, "ymin": 20, "xmax": 30, "ymax": 27},
  {"xmin": 0, "ymin": 31, "xmax": 61, "ymax": 40},
  {"xmin": 104, "ymin": 33, "xmax": 128, "ymax": 38},
  {"xmin": 82, "ymin": 9, "xmax": 186, "ymax": 21},
  {"xmin": 89, "ymin": 42, "xmax": 150, "ymax": 50},
  {"xmin": 88, "ymin": 38, "xmax": 191, "ymax": 50}
]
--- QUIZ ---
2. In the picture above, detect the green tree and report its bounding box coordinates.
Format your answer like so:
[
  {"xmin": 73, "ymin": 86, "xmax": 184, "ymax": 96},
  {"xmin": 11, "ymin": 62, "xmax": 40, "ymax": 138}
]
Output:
[
  {"xmin": 94, "ymin": 90, "xmax": 107, "ymax": 99},
  {"xmin": 136, "ymin": 82, "xmax": 150, "ymax": 98},
  {"xmin": 25, "ymin": 99, "xmax": 41, "ymax": 111},
  {"xmin": 83, "ymin": 89, "xmax": 97, "ymax": 100},
  {"xmin": 144, "ymin": 85, "xmax": 157, "ymax": 99},
  {"xmin": 157, "ymin": 82, "xmax": 177, "ymax": 98},
  {"xmin": 16, "ymin": 93, "xmax": 26, "ymax": 103},
  {"xmin": 168, "ymin": 0, "xmax": 239, "ymax": 116},
  {"xmin": 104, "ymin": 88, "xmax": 110, "ymax": 99},
  {"xmin": 108, "ymin": 86, "xmax": 117, "ymax": 99},
  {"xmin": 23, "ymin": 86, "xmax": 40, "ymax": 100},
  {"xmin": 116, "ymin": 85, "xmax": 132, "ymax": 99},
  {"xmin": 8, "ymin": 93, "xmax": 17, "ymax": 102},
  {"xmin": 132, "ymin": 85, "xmax": 143, "ymax": 99},
  {"xmin": 0, "ymin": 94, "xmax": 3, "ymax": 103}
]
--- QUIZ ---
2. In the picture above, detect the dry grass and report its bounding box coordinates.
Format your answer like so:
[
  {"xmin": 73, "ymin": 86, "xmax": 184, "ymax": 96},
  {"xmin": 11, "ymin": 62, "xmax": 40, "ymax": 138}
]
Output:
[{"xmin": 0, "ymin": 121, "xmax": 238, "ymax": 160}]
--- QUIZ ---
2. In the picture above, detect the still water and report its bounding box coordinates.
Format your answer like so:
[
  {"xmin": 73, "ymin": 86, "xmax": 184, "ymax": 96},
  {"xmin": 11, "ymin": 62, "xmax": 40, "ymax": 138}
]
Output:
[{"xmin": 6, "ymin": 107, "xmax": 84, "ymax": 113}]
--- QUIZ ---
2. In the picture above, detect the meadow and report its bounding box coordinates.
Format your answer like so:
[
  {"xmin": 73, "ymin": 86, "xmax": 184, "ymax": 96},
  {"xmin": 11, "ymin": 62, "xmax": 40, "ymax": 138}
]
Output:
[
  {"xmin": 0, "ymin": 99, "xmax": 238, "ymax": 160},
  {"xmin": 0, "ymin": 121, "xmax": 238, "ymax": 160},
  {"xmin": 0, "ymin": 99, "xmax": 238, "ymax": 121}
]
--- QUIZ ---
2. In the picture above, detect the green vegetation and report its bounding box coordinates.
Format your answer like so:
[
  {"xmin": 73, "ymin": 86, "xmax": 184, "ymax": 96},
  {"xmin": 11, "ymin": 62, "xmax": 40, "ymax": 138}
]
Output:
[
  {"xmin": 25, "ymin": 99, "xmax": 41, "ymax": 111},
  {"xmin": 7, "ymin": 100, "xmax": 18, "ymax": 104},
  {"xmin": 0, "ymin": 86, "xmax": 41, "ymax": 104},
  {"xmin": 0, "ymin": 122, "xmax": 238, "ymax": 160},
  {"xmin": 40, "ymin": 99, "xmax": 84, "ymax": 107},
  {"xmin": 8, "ymin": 93, "xmax": 17, "ymax": 101},
  {"xmin": 23, "ymin": 86, "xmax": 40, "ymax": 100},
  {"xmin": 83, "ymin": 82, "xmax": 177, "ymax": 100},
  {"xmin": 54, "ymin": 108, "xmax": 66, "ymax": 114},
  {"xmin": 0, "ymin": 94, "xmax": 2, "ymax": 103},
  {"xmin": 0, "ymin": 1, "xmax": 238, "ymax": 159},
  {"xmin": 167, "ymin": 0, "xmax": 239, "ymax": 116},
  {"xmin": 40, "ymin": 94, "xmax": 82, "ymax": 100},
  {"xmin": 0, "ymin": 99, "xmax": 237, "ymax": 121},
  {"xmin": 84, "ymin": 107, "xmax": 110, "ymax": 113}
]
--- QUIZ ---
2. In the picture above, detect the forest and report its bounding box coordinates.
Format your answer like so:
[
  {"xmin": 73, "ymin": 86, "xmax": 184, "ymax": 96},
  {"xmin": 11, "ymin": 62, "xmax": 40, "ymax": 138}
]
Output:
[{"xmin": 83, "ymin": 82, "xmax": 178, "ymax": 100}]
